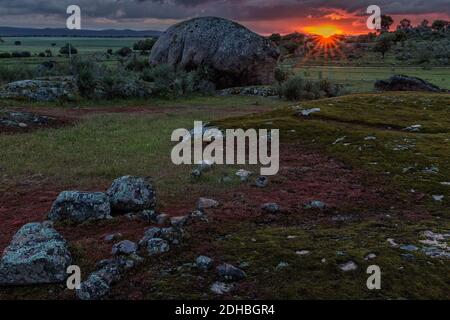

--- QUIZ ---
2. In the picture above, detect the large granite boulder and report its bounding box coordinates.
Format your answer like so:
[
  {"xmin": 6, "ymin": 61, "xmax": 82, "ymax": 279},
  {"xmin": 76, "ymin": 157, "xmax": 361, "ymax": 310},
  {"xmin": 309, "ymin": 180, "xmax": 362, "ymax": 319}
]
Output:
[
  {"xmin": 375, "ymin": 75, "xmax": 445, "ymax": 92},
  {"xmin": 0, "ymin": 222, "xmax": 72, "ymax": 285},
  {"xmin": 107, "ymin": 176, "xmax": 156, "ymax": 212},
  {"xmin": 48, "ymin": 191, "xmax": 111, "ymax": 224},
  {"xmin": 149, "ymin": 17, "xmax": 280, "ymax": 89},
  {"xmin": 0, "ymin": 77, "xmax": 78, "ymax": 101}
]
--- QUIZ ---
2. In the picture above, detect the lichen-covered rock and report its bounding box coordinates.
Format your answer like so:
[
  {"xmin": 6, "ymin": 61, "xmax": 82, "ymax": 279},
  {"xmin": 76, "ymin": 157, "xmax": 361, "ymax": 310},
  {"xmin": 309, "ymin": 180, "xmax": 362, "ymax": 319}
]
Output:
[
  {"xmin": 0, "ymin": 77, "xmax": 78, "ymax": 102},
  {"xmin": 197, "ymin": 197, "xmax": 219, "ymax": 210},
  {"xmin": 48, "ymin": 191, "xmax": 111, "ymax": 224},
  {"xmin": 149, "ymin": 17, "xmax": 280, "ymax": 89},
  {"xmin": 0, "ymin": 222, "xmax": 72, "ymax": 285},
  {"xmin": 107, "ymin": 176, "xmax": 156, "ymax": 212},
  {"xmin": 146, "ymin": 238, "xmax": 170, "ymax": 256},
  {"xmin": 375, "ymin": 75, "xmax": 445, "ymax": 92},
  {"xmin": 216, "ymin": 263, "xmax": 247, "ymax": 282},
  {"xmin": 111, "ymin": 240, "xmax": 137, "ymax": 256},
  {"xmin": 196, "ymin": 255, "xmax": 214, "ymax": 270}
]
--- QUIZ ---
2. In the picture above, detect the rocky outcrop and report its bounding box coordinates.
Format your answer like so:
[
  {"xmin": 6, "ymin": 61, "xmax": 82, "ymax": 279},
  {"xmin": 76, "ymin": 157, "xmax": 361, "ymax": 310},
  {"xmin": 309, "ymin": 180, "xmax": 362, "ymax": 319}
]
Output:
[
  {"xmin": 107, "ymin": 176, "xmax": 156, "ymax": 212},
  {"xmin": 149, "ymin": 17, "xmax": 280, "ymax": 89},
  {"xmin": 0, "ymin": 77, "xmax": 78, "ymax": 101},
  {"xmin": 0, "ymin": 222, "xmax": 72, "ymax": 285},
  {"xmin": 375, "ymin": 75, "xmax": 446, "ymax": 92},
  {"xmin": 48, "ymin": 191, "xmax": 111, "ymax": 224}
]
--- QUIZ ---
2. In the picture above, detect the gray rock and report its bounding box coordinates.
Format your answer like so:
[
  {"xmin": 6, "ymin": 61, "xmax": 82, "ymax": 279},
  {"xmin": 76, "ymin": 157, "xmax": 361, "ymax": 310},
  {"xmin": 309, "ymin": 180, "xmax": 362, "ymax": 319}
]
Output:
[
  {"xmin": 0, "ymin": 77, "xmax": 78, "ymax": 102},
  {"xmin": 235, "ymin": 169, "xmax": 252, "ymax": 182},
  {"xmin": 156, "ymin": 213, "xmax": 169, "ymax": 225},
  {"xmin": 216, "ymin": 263, "xmax": 247, "ymax": 282},
  {"xmin": 210, "ymin": 281, "xmax": 235, "ymax": 295},
  {"xmin": 48, "ymin": 191, "xmax": 111, "ymax": 224},
  {"xmin": 107, "ymin": 176, "xmax": 156, "ymax": 212},
  {"xmin": 104, "ymin": 233, "xmax": 122, "ymax": 242},
  {"xmin": 375, "ymin": 75, "xmax": 446, "ymax": 92},
  {"xmin": 276, "ymin": 262, "xmax": 289, "ymax": 271},
  {"xmin": 339, "ymin": 261, "xmax": 358, "ymax": 272},
  {"xmin": 138, "ymin": 227, "xmax": 162, "ymax": 247},
  {"xmin": 146, "ymin": 238, "xmax": 170, "ymax": 256},
  {"xmin": 196, "ymin": 255, "xmax": 214, "ymax": 270},
  {"xmin": 170, "ymin": 215, "xmax": 190, "ymax": 229},
  {"xmin": 299, "ymin": 108, "xmax": 321, "ymax": 117},
  {"xmin": 400, "ymin": 244, "xmax": 419, "ymax": 252},
  {"xmin": 0, "ymin": 222, "xmax": 72, "ymax": 285},
  {"xmin": 255, "ymin": 176, "xmax": 269, "ymax": 188},
  {"xmin": 150, "ymin": 17, "xmax": 279, "ymax": 89},
  {"xmin": 197, "ymin": 197, "xmax": 219, "ymax": 210},
  {"xmin": 111, "ymin": 240, "xmax": 137, "ymax": 256},
  {"xmin": 261, "ymin": 203, "xmax": 280, "ymax": 213},
  {"xmin": 305, "ymin": 200, "xmax": 327, "ymax": 210}
]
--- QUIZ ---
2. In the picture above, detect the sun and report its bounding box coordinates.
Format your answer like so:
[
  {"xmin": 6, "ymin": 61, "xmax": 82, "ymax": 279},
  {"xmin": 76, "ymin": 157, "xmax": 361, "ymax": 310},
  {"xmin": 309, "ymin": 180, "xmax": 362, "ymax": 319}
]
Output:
[{"xmin": 303, "ymin": 25, "xmax": 343, "ymax": 38}]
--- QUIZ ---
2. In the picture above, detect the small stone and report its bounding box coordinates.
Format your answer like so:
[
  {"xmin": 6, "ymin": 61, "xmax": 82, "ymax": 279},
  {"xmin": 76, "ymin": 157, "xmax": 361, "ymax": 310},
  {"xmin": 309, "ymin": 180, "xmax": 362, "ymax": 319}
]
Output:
[
  {"xmin": 400, "ymin": 244, "xmax": 419, "ymax": 252},
  {"xmin": 255, "ymin": 176, "xmax": 268, "ymax": 188},
  {"xmin": 155, "ymin": 213, "xmax": 169, "ymax": 225},
  {"xmin": 170, "ymin": 215, "xmax": 190, "ymax": 229},
  {"xmin": 18, "ymin": 122, "xmax": 28, "ymax": 128},
  {"xmin": 440, "ymin": 182, "xmax": 450, "ymax": 186},
  {"xmin": 236, "ymin": 169, "xmax": 252, "ymax": 182},
  {"xmin": 216, "ymin": 263, "xmax": 247, "ymax": 282},
  {"xmin": 146, "ymin": 238, "xmax": 170, "ymax": 256},
  {"xmin": 364, "ymin": 253, "xmax": 377, "ymax": 260},
  {"xmin": 404, "ymin": 124, "xmax": 422, "ymax": 132},
  {"xmin": 432, "ymin": 195, "xmax": 444, "ymax": 202},
  {"xmin": 321, "ymin": 258, "xmax": 327, "ymax": 263},
  {"xmin": 299, "ymin": 108, "xmax": 320, "ymax": 116},
  {"xmin": 196, "ymin": 256, "xmax": 214, "ymax": 270},
  {"xmin": 140, "ymin": 210, "xmax": 157, "ymax": 222},
  {"xmin": 111, "ymin": 240, "xmax": 137, "ymax": 256},
  {"xmin": 296, "ymin": 250, "xmax": 310, "ymax": 256},
  {"xmin": 197, "ymin": 197, "xmax": 219, "ymax": 210},
  {"xmin": 401, "ymin": 253, "xmax": 415, "ymax": 261},
  {"xmin": 339, "ymin": 261, "xmax": 358, "ymax": 272},
  {"xmin": 364, "ymin": 136, "xmax": 377, "ymax": 141},
  {"xmin": 276, "ymin": 262, "xmax": 289, "ymax": 271},
  {"xmin": 305, "ymin": 200, "xmax": 327, "ymax": 210},
  {"xmin": 387, "ymin": 238, "xmax": 398, "ymax": 247},
  {"xmin": 104, "ymin": 233, "xmax": 122, "ymax": 242},
  {"xmin": 191, "ymin": 168, "xmax": 202, "ymax": 178},
  {"xmin": 261, "ymin": 203, "xmax": 280, "ymax": 213},
  {"xmin": 332, "ymin": 136, "xmax": 346, "ymax": 145},
  {"xmin": 210, "ymin": 281, "xmax": 235, "ymax": 295}
]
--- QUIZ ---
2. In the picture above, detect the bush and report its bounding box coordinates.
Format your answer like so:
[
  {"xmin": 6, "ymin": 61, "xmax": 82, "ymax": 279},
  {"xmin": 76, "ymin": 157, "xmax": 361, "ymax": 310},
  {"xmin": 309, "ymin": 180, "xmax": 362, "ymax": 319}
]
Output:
[
  {"xmin": 279, "ymin": 75, "xmax": 342, "ymax": 101},
  {"xmin": 0, "ymin": 65, "xmax": 36, "ymax": 84},
  {"xmin": 116, "ymin": 47, "xmax": 132, "ymax": 57},
  {"xmin": 14, "ymin": 41, "xmax": 21, "ymax": 46},
  {"xmin": 125, "ymin": 57, "xmax": 150, "ymax": 72},
  {"xmin": 274, "ymin": 67, "xmax": 290, "ymax": 84},
  {"xmin": 0, "ymin": 52, "xmax": 11, "ymax": 58},
  {"xmin": 60, "ymin": 43, "xmax": 78, "ymax": 55},
  {"xmin": 11, "ymin": 51, "xmax": 31, "ymax": 58},
  {"xmin": 133, "ymin": 39, "xmax": 156, "ymax": 51}
]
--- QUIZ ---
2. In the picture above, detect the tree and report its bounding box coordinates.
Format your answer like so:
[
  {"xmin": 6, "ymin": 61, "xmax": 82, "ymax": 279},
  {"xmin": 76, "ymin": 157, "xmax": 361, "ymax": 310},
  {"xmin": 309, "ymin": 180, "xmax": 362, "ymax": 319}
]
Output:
[
  {"xmin": 394, "ymin": 30, "xmax": 408, "ymax": 47},
  {"xmin": 132, "ymin": 38, "xmax": 156, "ymax": 52},
  {"xmin": 373, "ymin": 33, "xmax": 394, "ymax": 59},
  {"xmin": 420, "ymin": 19, "xmax": 430, "ymax": 28},
  {"xmin": 398, "ymin": 19, "xmax": 412, "ymax": 30},
  {"xmin": 269, "ymin": 33, "xmax": 282, "ymax": 43},
  {"xmin": 380, "ymin": 15, "xmax": 394, "ymax": 32},
  {"xmin": 116, "ymin": 47, "xmax": 132, "ymax": 57},
  {"xmin": 59, "ymin": 43, "xmax": 78, "ymax": 55},
  {"xmin": 14, "ymin": 41, "xmax": 21, "ymax": 46},
  {"xmin": 431, "ymin": 20, "xmax": 448, "ymax": 31}
]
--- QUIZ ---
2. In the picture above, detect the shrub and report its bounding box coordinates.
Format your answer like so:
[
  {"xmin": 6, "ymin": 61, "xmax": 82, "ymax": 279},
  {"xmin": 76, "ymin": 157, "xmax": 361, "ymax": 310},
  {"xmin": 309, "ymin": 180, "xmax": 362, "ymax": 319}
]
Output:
[
  {"xmin": 0, "ymin": 52, "xmax": 11, "ymax": 58},
  {"xmin": 14, "ymin": 41, "xmax": 21, "ymax": 46},
  {"xmin": 133, "ymin": 39, "xmax": 156, "ymax": 51},
  {"xmin": 116, "ymin": 47, "xmax": 132, "ymax": 57},
  {"xmin": 279, "ymin": 75, "xmax": 342, "ymax": 101},
  {"xmin": 60, "ymin": 43, "xmax": 78, "ymax": 55},
  {"xmin": 11, "ymin": 51, "xmax": 31, "ymax": 58},
  {"xmin": 125, "ymin": 57, "xmax": 150, "ymax": 72},
  {"xmin": 0, "ymin": 65, "xmax": 36, "ymax": 84},
  {"xmin": 274, "ymin": 67, "xmax": 290, "ymax": 84}
]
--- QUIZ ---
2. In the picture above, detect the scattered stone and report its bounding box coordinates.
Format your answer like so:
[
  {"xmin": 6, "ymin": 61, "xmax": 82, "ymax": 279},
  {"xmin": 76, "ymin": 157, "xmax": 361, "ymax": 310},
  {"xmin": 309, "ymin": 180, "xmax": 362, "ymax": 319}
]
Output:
[
  {"xmin": 111, "ymin": 240, "xmax": 137, "ymax": 256},
  {"xmin": 339, "ymin": 261, "xmax": 358, "ymax": 272},
  {"xmin": 140, "ymin": 210, "xmax": 157, "ymax": 222},
  {"xmin": 400, "ymin": 244, "xmax": 419, "ymax": 252},
  {"xmin": 332, "ymin": 136, "xmax": 346, "ymax": 145},
  {"xmin": 218, "ymin": 86, "xmax": 277, "ymax": 97},
  {"xmin": 299, "ymin": 108, "xmax": 321, "ymax": 117},
  {"xmin": 261, "ymin": 203, "xmax": 280, "ymax": 213},
  {"xmin": 401, "ymin": 253, "xmax": 415, "ymax": 261},
  {"xmin": 191, "ymin": 168, "xmax": 202, "ymax": 178},
  {"xmin": 146, "ymin": 238, "xmax": 170, "ymax": 256},
  {"xmin": 305, "ymin": 200, "xmax": 327, "ymax": 210},
  {"xmin": 197, "ymin": 197, "xmax": 219, "ymax": 210},
  {"xmin": 138, "ymin": 227, "xmax": 162, "ymax": 247},
  {"xmin": 170, "ymin": 215, "xmax": 190, "ymax": 229},
  {"xmin": 432, "ymin": 195, "xmax": 444, "ymax": 202},
  {"xmin": 364, "ymin": 253, "xmax": 377, "ymax": 261},
  {"xmin": 196, "ymin": 256, "xmax": 214, "ymax": 270},
  {"xmin": 216, "ymin": 263, "xmax": 247, "ymax": 282},
  {"xmin": 149, "ymin": 17, "xmax": 280, "ymax": 89},
  {"xmin": 387, "ymin": 238, "xmax": 399, "ymax": 247},
  {"xmin": 48, "ymin": 191, "xmax": 111, "ymax": 224},
  {"xmin": 104, "ymin": 233, "xmax": 122, "ymax": 242},
  {"xmin": 255, "ymin": 176, "xmax": 269, "ymax": 188},
  {"xmin": 423, "ymin": 165, "xmax": 439, "ymax": 174},
  {"xmin": 321, "ymin": 258, "xmax": 327, "ymax": 263},
  {"xmin": 404, "ymin": 124, "xmax": 422, "ymax": 132},
  {"xmin": 210, "ymin": 281, "xmax": 236, "ymax": 295},
  {"xmin": 0, "ymin": 223, "xmax": 72, "ymax": 285},
  {"xmin": 155, "ymin": 213, "xmax": 169, "ymax": 225},
  {"xmin": 276, "ymin": 262, "xmax": 289, "ymax": 271},
  {"xmin": 160, "ymin": 227, "xmax": 183, "ymax": 245},
  {"xmin": 440, "ymin": 182, "xmax": 450, "ymax": 186},
  {"xmin": 107, "ymin": 176, "xmax": 156, "ymax": 212},
  {"xmin": 296, "ymin": 250, "xmax": 310, "ymax": 256},
  {"xmin": 364, "ymin": 136, "xmax": 377, "ymax": 141}
]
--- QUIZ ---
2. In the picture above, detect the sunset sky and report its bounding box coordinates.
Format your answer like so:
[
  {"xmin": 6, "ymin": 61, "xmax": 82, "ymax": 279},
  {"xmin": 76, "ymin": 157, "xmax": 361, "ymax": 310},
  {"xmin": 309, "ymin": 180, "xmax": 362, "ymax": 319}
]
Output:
[{"xmin": 0, "ymin": 0, "xmax": 449, "ymax": 35}]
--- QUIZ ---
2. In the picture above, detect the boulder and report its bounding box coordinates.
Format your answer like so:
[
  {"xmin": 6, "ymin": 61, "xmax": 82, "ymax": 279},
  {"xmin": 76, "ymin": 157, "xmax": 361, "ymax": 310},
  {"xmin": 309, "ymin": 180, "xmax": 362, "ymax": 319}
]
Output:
[
  {"xmin": 146, "ymin": 238, "xmax": 170, "ymax": 256},
  {"xmin": 0, "ymin": 222, "xmax": 72, "ymax": 285},
  {"xmin": 216, "ymin": 263, "xmax": 247, "ymax": 282},
  {"xmin": 149, "ymin": 17, "xmax": 280, "ymax": 89},
  {"xmin": 375, "ymin": 75, "xmax": 445, "ymax": 92},
  {"xmin": 111, "ymin": 240, "xmax": 137, "ymax": 256},
  {"xmin": 0, "ymin": 77, "xmax": 78, "ymax": 101},
  {"xmin": 197, "ymin": 197, "xmax": 219, "ymax": 210},
  {"xmin": 48, "ymin": 191, "xmax": 111, "ymax": 224},
  {"xmin": 107, "ymin": 176, "xmax": 156, "ymax": 212}
]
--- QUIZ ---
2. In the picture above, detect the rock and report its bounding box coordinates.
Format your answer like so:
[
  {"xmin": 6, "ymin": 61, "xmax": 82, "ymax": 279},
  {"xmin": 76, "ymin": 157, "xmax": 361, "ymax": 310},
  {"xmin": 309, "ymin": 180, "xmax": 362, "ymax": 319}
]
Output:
[
  {"xmin": 261, "ymin": 203, "xmax": 280, "ymax": 213},
  {"xmin": 375, "ymin": 75, "xmax": 445, "ymax": 92},
  {"xmin": 106, "ymin": 176, "xmax": 156, "ymax": 213},
  {"xmin": 387, "ymin": 238, "xmax": 399, "ymax": 247},
  {"xmin": 170, "ymin": 215, "xmax": 190, "ymax": 229},
  {"xmin": 218, "ymin": 86, "xmax": 277, "ymax": 97},
  {"xmin": 404, "ymin": 124, "xmax": 422, "ymax": 132},
  {"xmin": 0, "ymin": 110, "xmax": 58, "ymax": 130},
  {"xmin": 210, "ymin": 281, "xmax": 235, "ymax": 295},
  {"xmin": 0, "ymin": 222, "xmax": 72, "ymax": 285},
  {"xmin": 216, "ymin": 263, "xmax": 247, "ymax": 282},
  {"xmin": 276, "ymin": 262, "xmax": 289, "ymax": 271},
  {"xmin": 236, "ymin": 169, "xmax": 252, "ymax": 182},
  {"xmin": 48, "ymin": 191, "xmax": 111, "ymax": 224},
  {"xmin": 138, "ymin": 227, "xmax": 162, "ymax": 247},
  {"xmin": 400, "ymin": 244, "xmax": 419, "ymax": 252},
  {"xmin": 296, "ymin": 250, "xmax": 310, "ymax": 256},
  {"xmin": 111, "ymin": 240, "xmax": 137, "ymax": 256},
  {"xmin": 146, "ymin": 238, "xmax": 170, "ymax": 256},
  {"xmin": 155, "ymin": 213, "xmax": 169, "ymax": 225},
  {"xmin": 197, "ymin": 197, "xmax": 219, "ymax": 210},
  {"xmin": 104, "ymin": 233, "xmax": 122, "ymax": 242},
  {"xmin": 0, "ymin": 77, "xmax": 78, "ymax": 102},
  {"xmin": 191, "ymin": 168, "xmax": 202, "ymax": 179},
  {"xmin": 160, "ymin": 227, "xmax": 183, "ymax": 245},
  {"xmin": 255, "ymin": 176, "xmax": 269, "ymax": 188},
  {"xmin": 364, "ymin": 253, "xmax": 377, "ymax": 261},
  {"xmin": 401, "ymin": 253, "xmax": 415, "ymax": 261},
  {"xmin": 196, "ymin": 256, "xmax": 214, "ymax": 270},
  {"xmin": 339, "ymin": 261, "xmax": 358, "ymax": 272},
  {"xmin": 432, "ymin": 195, "xmax": 444, "ymax": 202},
  {"xmin": 150, "ymin": 17, "xmax": 280, "ymax": 89},
  {"xmin": 299, "ymin": 108, "xmax": 321, "ymax": 117},
  {"xmin": 140, "ymin": 210, "xmax": 157, "ymax": 222},
  {"xmin": 305, "ymin": 200, "xmax": 327, "ymax": 210}
]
